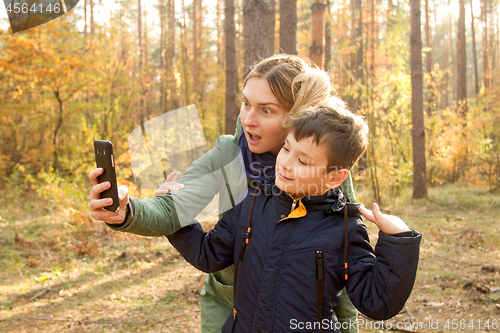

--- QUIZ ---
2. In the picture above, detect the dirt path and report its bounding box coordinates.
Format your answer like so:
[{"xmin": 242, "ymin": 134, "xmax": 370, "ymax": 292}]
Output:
[{"xmin": 0, "ymin": 186, "xmax": 499, "ymax": 332}]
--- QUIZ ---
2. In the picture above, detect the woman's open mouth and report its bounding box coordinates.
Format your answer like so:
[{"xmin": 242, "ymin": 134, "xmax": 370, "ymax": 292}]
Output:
[{"xmin": 247, "ymin": 132, "xmax": 262, "ymax": 145}]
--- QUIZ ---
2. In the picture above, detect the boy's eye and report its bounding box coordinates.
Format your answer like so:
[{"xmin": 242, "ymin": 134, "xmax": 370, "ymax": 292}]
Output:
[
  {"xmin": 299, "ymin": 159, "xmax": 309, "ymax": 166},
  {"xmin": 282, "ymin": 146, "xmax": 289, "ymax": 152}
]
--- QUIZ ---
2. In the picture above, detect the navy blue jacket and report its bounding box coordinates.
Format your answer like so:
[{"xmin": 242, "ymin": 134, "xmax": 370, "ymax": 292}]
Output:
[{"xmin": 167, "ymin": 185, "xmax": 421, "ymax": 333}]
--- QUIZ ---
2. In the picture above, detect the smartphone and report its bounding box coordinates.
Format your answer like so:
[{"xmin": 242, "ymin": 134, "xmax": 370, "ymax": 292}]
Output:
[{"xmin": 94, "ymin": 139, "xmax": 120, "ymax": 213}]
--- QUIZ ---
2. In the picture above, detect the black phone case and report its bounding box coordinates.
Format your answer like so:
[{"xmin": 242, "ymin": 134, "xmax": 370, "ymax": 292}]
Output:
[{"xmin": 94, "ymin": 140, "xmax": 120, "ymax": 213}]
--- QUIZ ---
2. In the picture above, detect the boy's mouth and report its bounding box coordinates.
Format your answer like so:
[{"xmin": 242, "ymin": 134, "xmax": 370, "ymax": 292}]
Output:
[{"xmin": 278, "ymin": 172, "xmax": 293, "ymax": 181}]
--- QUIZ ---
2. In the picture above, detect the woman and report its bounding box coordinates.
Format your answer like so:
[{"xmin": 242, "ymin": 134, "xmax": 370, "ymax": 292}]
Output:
[{"xmin": 89, "ymin": 54, "xmax": 359, "ymax": 333}]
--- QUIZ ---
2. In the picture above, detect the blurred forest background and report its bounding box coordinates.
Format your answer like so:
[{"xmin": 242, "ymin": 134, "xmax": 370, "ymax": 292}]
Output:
[
  {"xmin": 0, "ymin": 0, "xmax": 499, "ymax": 331},
  {"xmin": 1, "ymin": 0, "xmax": 500, "ymax": 207},
  {"xmin": 1, "ymin": 0, "xmax": 500, "ymax": 210}
]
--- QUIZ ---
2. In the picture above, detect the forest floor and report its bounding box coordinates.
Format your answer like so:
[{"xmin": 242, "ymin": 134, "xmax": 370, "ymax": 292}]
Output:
[{"xmin": 0, "ymin": 185, "xmax": 499, "ymax": 333}]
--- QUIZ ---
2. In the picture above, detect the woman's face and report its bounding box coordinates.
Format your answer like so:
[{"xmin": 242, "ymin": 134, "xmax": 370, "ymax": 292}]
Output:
[{"xmin": 240, "ymin": 77, "xmax": 289, "ymax": 156}]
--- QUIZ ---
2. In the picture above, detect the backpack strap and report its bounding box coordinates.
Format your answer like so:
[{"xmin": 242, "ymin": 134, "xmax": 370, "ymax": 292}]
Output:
[
  {"xmin": 344, "ymin": 205, "xmax": 349, "ymax": 281},
  {"xmin": 316, "ymin": 250, "xmax": 326, "ymax": 333},
  {"xmin": 231, "ymin": 183, "xmax": 261, "ymax": 332}
]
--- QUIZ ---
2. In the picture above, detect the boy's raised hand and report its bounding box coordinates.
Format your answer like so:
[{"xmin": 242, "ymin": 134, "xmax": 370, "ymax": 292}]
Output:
[
  {"xmin": 359, "ymin": 203, "xmax": 411, "ymax": 235},
  {"xmin": 154, "ymin": 171, "xmax": 185, "ymax": 196}
]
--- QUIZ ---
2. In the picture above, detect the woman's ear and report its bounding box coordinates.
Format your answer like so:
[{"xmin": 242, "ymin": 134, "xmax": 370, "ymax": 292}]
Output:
[{"xmin": 325, "ymin": 169, "xmax": 349, "ymax": 190}]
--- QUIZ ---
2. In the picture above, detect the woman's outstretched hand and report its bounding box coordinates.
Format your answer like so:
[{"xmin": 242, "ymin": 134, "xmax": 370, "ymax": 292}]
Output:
[
  {"xmin": 359, "ymin": 203, "xmax": 411, "ymax": 235},
  {"xmin": 154, "ymin": 171, "xmax": 185, "ymax": 196},
  {"xmin": 88, "ymin": 168, "xmax": 129, "ymax": 225}
]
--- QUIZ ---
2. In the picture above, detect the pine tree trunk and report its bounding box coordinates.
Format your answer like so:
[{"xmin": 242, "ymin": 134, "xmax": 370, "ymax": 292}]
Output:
[
  {"xmin": 456, "ymin": 0, "xmax": 467, "ymax": 116},
  {"xmin": 491, "ymin": 1, "xmax": 498, "ymax": 86},
  {"xmin": 167, "ymin": 0, "xmax": 176, "ymax": 109},
  {"xmin": 84, "ymin": 0, "xmax": 88, "ymax": 37},
  {"xmin": 443, "ymin": 16, "xmax": 449, "ymax": 108},
  {"xmin": 324, "ymin": 0, "xmax": 331, "ymax": 69},
  {"xmin": 280, "ymin": 0, "xmax": 297, "ymax": 55},
  {"xmin": 369, "ymin": 0, "xmax": 375, "ymax": 76},
  {"xmin": 138, "ymin": 0, "xmax": 145, "ymax": 125},
  {"xmin": 193, "ymin": 0, "xmax": 202, "ymax": 103},
  {"xmin": 217, "ymin": 0, "xmax": 223, "ymax": 65},
  {"xmin": 482, "ymin": 0, "xmax": 490, "ymax": 89},
  {"xmin": 349, "ymin": 0, "xmax": 363, "ymax": 111},
  {"xmin": 310, "ymin": 0, "xmax": 325, "ymax": 68},
  {"xmin": 470, "ymin": 0, "xmax": 479, "ymax": 96},
  {"xmin": 269, "ymin": 0, "xmax": 276, "ymax": 54},
  {"xmin": 160, "ymin": 0, "xmax": 166, "ymax": 113},
  {"xmin": 424, "ymin": 0, "xmax": 434, "ymax": 114},
  {"xmin": 90, "ymin": 0, "xmax": 94, "ymax": 35},
  {"xmin": 244, "ymin": 0, "xmax": 273, "ymax": 73},
  {"xmin": 225, "ymin": 0, "xmax": 238, "ymax": 134},
  {"xmin": 181, "ymin": 0, "xmax": 190, "ymax": 105},
  {"xmin": 410, "ymin": 0, "xmax": 427, "ymax": 198},
  {"xmin": 448, "ymin": 0, "xmax": 456, "ymax": 102}
]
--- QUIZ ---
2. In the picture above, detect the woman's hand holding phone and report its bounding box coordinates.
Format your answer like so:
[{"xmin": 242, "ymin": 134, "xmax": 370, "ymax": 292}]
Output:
[{"xmin": 88, "ymin": 168, "xmax": 129, "ymax": 224}]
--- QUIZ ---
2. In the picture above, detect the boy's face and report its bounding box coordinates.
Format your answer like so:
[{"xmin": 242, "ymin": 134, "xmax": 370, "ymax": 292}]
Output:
[{"xmin": 275, "ymin": 133, "xmax": 347, "ymax": 197}]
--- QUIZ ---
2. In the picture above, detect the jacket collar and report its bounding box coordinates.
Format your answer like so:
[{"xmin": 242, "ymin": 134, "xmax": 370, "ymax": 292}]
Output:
[{"xmin": 261, "ymin": 183, "xmax": 361, "ymax": 216}]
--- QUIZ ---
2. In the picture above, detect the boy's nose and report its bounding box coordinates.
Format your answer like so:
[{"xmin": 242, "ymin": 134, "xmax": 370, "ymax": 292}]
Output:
[{"xmin": 279, "ymin": 156, "xmax": 292, "ymax": 171}]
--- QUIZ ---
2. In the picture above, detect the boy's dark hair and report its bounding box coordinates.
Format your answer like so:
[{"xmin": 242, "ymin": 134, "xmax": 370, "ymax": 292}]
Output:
[{"xmin": 284, "ymin": 99, "xmax": 369, "ymax": 171}]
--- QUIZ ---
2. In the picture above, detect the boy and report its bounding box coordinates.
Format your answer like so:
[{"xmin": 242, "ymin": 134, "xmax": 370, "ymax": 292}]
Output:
[{"xmin": 167, "ymin": 102, "xmax": 421, "ymax": 332}]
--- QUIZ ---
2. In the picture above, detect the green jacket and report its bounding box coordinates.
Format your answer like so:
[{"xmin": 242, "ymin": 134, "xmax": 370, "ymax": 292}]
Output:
[{"xmin": 108, "ymin": 116, "xmax": 359, "ymax": 333}]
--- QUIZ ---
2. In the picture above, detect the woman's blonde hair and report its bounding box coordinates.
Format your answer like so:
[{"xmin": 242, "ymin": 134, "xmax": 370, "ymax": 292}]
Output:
[{"xmin": 243, "ymin": 54, "xmax": 342, "ymax": 118}]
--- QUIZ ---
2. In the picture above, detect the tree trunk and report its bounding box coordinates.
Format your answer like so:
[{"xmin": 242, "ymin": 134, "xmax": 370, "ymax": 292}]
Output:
[
  {"xmin": 84, "ymin": 0, "xmax": 88, "ymax": 37},
  {"xmin": 424, "ymin": 0, "xmax": 434, "ymax": 114},
  {"xmin": 456, "ymin": 0, "xmax": 467, "ymax": 116},
  {"xmin": 448, "ymin": 0, "xmax": 456, "ymax": 102},
  {"xmin": 243, "ymin": 0, "xmax": 273, "ymax": 73},
  {"xmin": 443, "ymin": 10, "xmax": 449, "ymax": 108},
  {"xmin": 280, "ymin": 0, "xmax": 297, "ymax": 55},
  {"xmin": 269, "ymin": 0, "xmax": 276, "ymax": 54},
  {"xmin": 160, "ymin": 0, "xmax": 166, "ymax": 113},
  {"xmin": 121, "ymin": 1, "xmax": 127, "ymax": 62},
  {"xmin": 193, "ymin": 0, "xmax": 202, "ymax": 102},
  {"xmin": 410, "ymin": 0, "xmax": 427, "ymax": 199},
  {"xmin": 217, "ymin": 0, "xmax": 223, "ymax": 65},
  {"xmin": 138, "ymin": 0, "xmax": 143, "ymax": 70},
  {"xmin": 349, "ymin": 0, "xmax": 363, "ymax": 111},
  {"xmin": 369, "ymin": 0, "xmax": 375, "ymax": 76},
  {"xmin": 482, "ymin": 0, "xmax": 490, "ymax": 89},
  {"xmin": 90, "ymin": 0, "xmax": 95, "ymax": 35},
  {"xmin": 225, "ymin": 0, "xmax": 238, "ymax": 134},
  {"xmin": 53, "ymin": 90, "xmax": 64, "ymax": 171},
  {"xmin": 167, "ymin": 0, "xmax": 176, "ymax": 109},
  {"xmin": 470, "ymin": 0, "xmax": 479, "ymax": 96},
  {"xmin": 310, "ymin": 0, "xmax": 325, "ymax": 68},
  {"xmin": 324, "ymin": 0, "xmax": 331, "ymax": 69},
  {"xmin": 138, "ymin": 0, "xmax": 146, "ymax": 125},
  {"xmin": 181, "ymin": 0, "xmax": 190, "ymax": 105}
]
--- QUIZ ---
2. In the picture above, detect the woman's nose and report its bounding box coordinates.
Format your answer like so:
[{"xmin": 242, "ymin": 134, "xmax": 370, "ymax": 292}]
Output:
[{"xmin": 243, "ymin": 108, "xmax": 258, "ymax": 127}]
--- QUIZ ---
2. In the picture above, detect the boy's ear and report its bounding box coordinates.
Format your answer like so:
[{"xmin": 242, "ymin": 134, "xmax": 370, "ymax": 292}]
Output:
[{"xmin": 325, "ymin": 169, "xmax": 350, "ymax": 190}]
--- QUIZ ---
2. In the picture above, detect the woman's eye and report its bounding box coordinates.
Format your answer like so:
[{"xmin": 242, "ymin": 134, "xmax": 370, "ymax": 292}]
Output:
[
  {"xmin": 243, "ymin": 101, "xmax": 250, "ymax": 107},
  {"xmin": 263, "ymin": 108, "xmax": 272, "ymax": 114}
]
